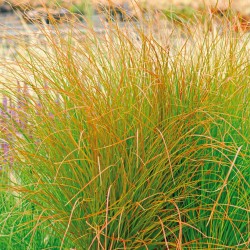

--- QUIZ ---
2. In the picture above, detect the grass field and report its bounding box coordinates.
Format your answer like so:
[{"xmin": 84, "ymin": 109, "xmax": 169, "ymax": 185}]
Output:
[{"xmin": 0, "ymin": 8, "xmax": 249, "ymax": 250}]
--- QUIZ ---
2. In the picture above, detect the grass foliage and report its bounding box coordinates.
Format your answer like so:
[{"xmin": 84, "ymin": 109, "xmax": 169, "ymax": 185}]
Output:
[{"xmin": 0, "ymin": 12, "xmax": 249, "ymax": 249}]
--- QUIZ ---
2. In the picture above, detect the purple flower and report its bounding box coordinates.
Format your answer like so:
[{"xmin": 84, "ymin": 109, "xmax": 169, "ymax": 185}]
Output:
[
  {"xmin": 55, "ymin": 94, "xmax": 60, "ymax": 105},
  {"xmin": 17, "ymin": 81, "xmax": 22, "ymax": 109},
  {"xmin": 23, "ymin": 83, "xmax": 29, "ymax": 96},
  {"xmin": 44, "ymin": 82, "xmax": 49, "ymax": 89},
  {"xmin": 1, "ymin": 96, "xmax": 8, "ymax": 123},
  {"xmin": 3, "ymin": 141, "xmax": 9, "ymax": 159},
  {"xmin": 48, "ymin": 112, "xmax": 54, "ymax": 119},
  {"xmin": 3, "ymin": 96, "xmax": 7, "ymax": 110}
]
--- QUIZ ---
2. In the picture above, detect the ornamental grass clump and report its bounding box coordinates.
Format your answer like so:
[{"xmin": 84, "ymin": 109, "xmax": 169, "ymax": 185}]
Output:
[{"xmin": 0, "ymin": 11, "xmax": 249, "ymax": 249}]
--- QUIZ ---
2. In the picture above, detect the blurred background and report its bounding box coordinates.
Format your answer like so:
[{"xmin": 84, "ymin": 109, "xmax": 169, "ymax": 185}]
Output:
[{"xmin": 0, "ymin": 0, "xmax": 249, "ymax": 34}]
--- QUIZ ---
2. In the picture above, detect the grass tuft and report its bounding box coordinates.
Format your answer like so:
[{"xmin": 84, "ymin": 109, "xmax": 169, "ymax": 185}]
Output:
[{"xmin": 0, "ymin": 9, "xmax": 249, "ymax": 249}]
